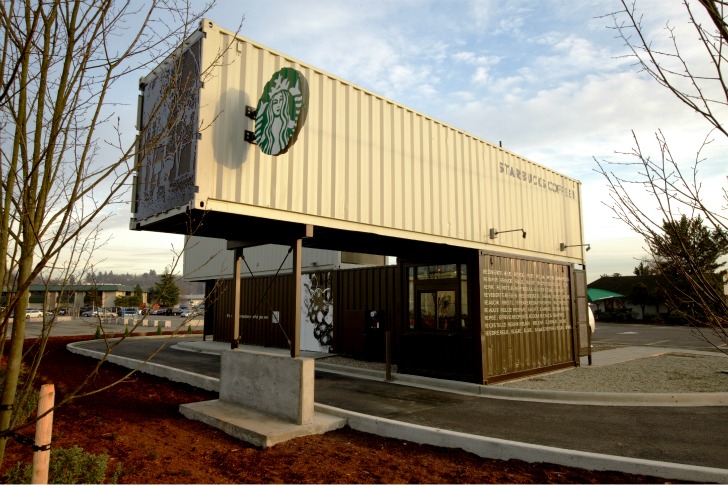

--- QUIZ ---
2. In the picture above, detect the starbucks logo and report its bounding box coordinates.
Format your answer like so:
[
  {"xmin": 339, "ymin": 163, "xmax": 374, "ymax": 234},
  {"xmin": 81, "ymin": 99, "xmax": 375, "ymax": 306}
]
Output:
[{"xmin": 254, "ymin": 67, "xmax": 309, "ymax": 156}]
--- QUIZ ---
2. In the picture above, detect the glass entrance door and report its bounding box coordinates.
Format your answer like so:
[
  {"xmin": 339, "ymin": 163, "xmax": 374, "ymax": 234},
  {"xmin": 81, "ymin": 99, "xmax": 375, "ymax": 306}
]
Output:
[{"xmin": 418, "ymin": 289, "xmax": 456, "ymax": 331}]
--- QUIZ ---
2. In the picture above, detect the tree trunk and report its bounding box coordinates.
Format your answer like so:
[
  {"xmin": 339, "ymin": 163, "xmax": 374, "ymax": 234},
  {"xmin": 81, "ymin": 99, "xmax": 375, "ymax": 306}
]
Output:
[{"xmin": 0, "ymin": 253, "xmax": 34, "ymax": 465}]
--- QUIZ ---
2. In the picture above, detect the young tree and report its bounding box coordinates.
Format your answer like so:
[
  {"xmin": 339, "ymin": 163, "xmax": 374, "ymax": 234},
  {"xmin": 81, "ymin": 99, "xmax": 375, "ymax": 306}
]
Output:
[
  {"xmin": 149, "ymin": 269, "xmax": 181, "ymax": 308},
  {"xmin": 653, "ymin": 215, "xmax": 726, "ymax": 276},
  {"xmin": 83, "ymin": 288, "xmax": 102, "ymax": 308},
  {"xmin": 629, "ymin": 282, "xmax": 654, "ymax": 319},
  {"xmin": 132, "ymin": 284, "xmax": 144, "ymax": 308},
  {"xmin": 633, "ymin": 261, "xmax": 656, "ymax": 276},
  {"xmin": 0, "ymin": 1, "xmax": 235, "ymax": 467},
  {"xmin": 596, "ymin": 0, "xmax": 728, "ymax": 353},
  {"xmin": 651, "ymin": 215, "xmax": 727, "ymax": 320}
]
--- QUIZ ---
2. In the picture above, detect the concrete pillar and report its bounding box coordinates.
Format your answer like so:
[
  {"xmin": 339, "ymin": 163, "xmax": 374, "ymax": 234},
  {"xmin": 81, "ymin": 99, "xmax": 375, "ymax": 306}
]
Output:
[{"xmin": 220, "ymin": 350, "xmax": 314, "ymax": 425}]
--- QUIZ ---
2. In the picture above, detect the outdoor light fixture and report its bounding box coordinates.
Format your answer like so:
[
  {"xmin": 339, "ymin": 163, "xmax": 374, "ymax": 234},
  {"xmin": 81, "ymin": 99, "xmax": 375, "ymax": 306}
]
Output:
[
  {"xmin": 560, "ymin": 243, "xmax": 591, "ymax": 252},
  {"xmin": 489, "ymin": 228, "xmax": 527, "ymax": 239}
]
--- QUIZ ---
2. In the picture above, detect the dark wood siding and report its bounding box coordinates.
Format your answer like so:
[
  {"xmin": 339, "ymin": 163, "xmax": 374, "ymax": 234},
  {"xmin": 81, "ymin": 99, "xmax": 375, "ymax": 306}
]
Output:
[
  {"xmin": 332, "ymin": 265, "xmax": 401, "ymax": 361},
  {"xmin": 207, "ymin": 266, "xmax": 401, "ymax": 359}
]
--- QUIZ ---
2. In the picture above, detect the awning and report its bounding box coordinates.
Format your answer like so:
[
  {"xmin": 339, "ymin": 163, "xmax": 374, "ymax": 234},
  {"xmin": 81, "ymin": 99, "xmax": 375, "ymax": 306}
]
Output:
[{"xmin": 587, "ymin": 288, "xmax": 625, "ymax": 302}]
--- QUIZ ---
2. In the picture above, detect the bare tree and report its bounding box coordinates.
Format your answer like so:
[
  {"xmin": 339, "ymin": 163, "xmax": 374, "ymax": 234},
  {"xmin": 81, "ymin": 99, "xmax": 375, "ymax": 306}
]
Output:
[
  {"xmin": 596, "ymin": 0, "xmax": 728, "ymax": 352},
  {"xmin": 0, "ymin": 0, "xmax": 238, "ymax": 467}
]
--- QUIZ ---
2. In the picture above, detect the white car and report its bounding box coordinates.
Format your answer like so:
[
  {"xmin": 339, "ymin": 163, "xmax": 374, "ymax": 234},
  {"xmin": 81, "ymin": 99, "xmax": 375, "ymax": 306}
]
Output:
[
  {"xmin": 588, "ymin": 306, "xmax": 596, "ymax": 334},
  {"xmin": 25, "ymin": 308, "xmax": 43, "ymax": 318},
  {"xmin": 180, "ymin": 309, "xmax": 194, "ymax": 317}
]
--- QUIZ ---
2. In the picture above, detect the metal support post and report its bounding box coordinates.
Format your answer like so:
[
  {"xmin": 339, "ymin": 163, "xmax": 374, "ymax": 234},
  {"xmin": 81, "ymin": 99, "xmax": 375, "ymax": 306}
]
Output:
[
  {"xmin": 291, "ymin": 238, "xmax": 302, "ymax": 358},
  {"xmin": 232, "ymin": 248, "xmax": 243, "ymax": 349}
]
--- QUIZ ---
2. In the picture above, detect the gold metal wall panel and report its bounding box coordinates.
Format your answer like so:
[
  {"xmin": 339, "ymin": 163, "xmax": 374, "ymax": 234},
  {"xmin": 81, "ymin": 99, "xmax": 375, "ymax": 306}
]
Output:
[
  {"xmin": 136, "ymin": 20, "xmax": 586, "ymax": 262},
  {"xmin": 479, "ymin": 254, "xmax": 574, "ymax": 381}
]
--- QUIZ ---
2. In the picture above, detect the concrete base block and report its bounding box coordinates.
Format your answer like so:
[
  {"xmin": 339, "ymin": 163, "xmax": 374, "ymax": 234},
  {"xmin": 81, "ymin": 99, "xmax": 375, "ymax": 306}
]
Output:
[
  {"xmin": 221, "ymin": 349, "xmax": 314, "ymax": 424},
  {"xmin": 180, "ymin": 399, "xmax": 346, "ymax": 448},
  {"xmin": 164, "ymin": 320, "xmax": 171, "ymax": 328},
  {"xmin": 142, "ymin": 319, "xmax": 149, "ymax": 327}
]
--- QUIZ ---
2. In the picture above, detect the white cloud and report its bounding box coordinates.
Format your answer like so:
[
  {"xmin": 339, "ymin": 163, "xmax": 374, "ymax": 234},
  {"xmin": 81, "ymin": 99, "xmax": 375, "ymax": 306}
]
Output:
[{"xmin": 81, "ymin": 0, "xmax": 727, "ymax": 278}]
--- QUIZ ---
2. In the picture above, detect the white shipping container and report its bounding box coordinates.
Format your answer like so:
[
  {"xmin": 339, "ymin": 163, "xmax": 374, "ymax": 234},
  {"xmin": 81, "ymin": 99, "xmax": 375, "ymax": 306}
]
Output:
[{"xmin": 133, "ymin": 19, "xmax": 586, "ymax": 262}]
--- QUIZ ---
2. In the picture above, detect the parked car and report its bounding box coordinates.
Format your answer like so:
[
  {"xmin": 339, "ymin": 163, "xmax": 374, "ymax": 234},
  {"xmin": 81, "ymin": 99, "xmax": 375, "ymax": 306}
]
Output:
[
  {"xmin": 25, "ymin": 308, "xmax": 43, "ymax": 318},
  {"xmin": 119, "ymin": 307, "xmax": 139, "ymax": 317},
  {"xmin": 588, "ymin": 305, "xmax": 596, "ymax": 334},
  {"xmin": 151, "ymin": 308, "xmax": 167, "ymax": 315},
  {"xmin": 81, "ymin": 308, "xmax": 98, "ymax": 317},
  {"xmin": 180, "ymin": 309, "xmax": 194, "ymax": 317}
]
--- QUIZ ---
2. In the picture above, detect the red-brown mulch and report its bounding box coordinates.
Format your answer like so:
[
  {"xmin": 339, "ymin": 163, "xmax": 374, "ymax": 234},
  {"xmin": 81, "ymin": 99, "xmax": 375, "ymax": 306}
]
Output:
[{"xmin": 1, "ymin": 336, "xmax": 673, "ymax": 483}]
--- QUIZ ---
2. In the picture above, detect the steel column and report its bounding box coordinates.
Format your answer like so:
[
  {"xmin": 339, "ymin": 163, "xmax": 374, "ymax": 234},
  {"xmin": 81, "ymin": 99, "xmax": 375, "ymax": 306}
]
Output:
[{"xmin": 291, "ymin": 239, "xmax": 302, "ymax": 358}]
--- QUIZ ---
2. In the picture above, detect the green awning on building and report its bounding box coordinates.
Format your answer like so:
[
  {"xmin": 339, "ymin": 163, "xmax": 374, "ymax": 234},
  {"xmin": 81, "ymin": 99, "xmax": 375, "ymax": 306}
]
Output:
[{"xmin": 587, "ymin": 288, "xmax": 624, "ymax": 302}]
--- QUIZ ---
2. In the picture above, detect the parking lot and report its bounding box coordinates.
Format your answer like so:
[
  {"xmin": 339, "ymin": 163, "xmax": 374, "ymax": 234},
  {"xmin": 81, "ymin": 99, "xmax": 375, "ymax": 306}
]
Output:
[
  {"xmin": 593, "ymin": 322, "xmax": 727, "ymax": 352},
  {"xmin": 13, "ymin": 314, "xmax": 204, "ymax": 339}
]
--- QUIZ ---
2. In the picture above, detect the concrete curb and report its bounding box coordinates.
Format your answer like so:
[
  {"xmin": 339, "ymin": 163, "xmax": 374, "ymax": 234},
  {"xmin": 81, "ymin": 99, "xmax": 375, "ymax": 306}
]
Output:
[
  {"xmin": 66, "ymin": 340, "xmax": 220, "ymax": 392},
  {"xmin": 475, "ymin": 385, "xmax": 728, "ymax": 406},
  {"xmin": 316, "ymin": 362, "xmax": 728, "ymax": 407},
  {"xmin": 315, "ymin": 404, "xmax": 728, "ymax": 484}
]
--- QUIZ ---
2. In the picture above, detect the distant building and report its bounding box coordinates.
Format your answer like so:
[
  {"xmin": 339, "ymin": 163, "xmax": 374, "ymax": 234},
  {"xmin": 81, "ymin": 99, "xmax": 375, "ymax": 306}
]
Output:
[
  {"xmin": 588, "ymin": 275, "xmax": 670, "ymax": 319},
  {"xmin": 10, "ymin": 284, "xmax": 148, "ymax": 312}
]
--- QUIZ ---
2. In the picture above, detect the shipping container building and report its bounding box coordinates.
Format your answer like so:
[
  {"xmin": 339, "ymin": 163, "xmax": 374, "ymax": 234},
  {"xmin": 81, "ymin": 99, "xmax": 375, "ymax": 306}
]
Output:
[{"xmin": 132, "ymin": 19, "xmax": 591, "ymax": 384}]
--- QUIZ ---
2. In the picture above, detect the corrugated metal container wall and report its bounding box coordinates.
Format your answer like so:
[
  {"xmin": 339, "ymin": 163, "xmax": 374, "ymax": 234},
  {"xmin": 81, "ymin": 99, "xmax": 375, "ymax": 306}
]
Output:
[
  {"xmin": 208, "ymin": 275, "xmax": 295, "ymax": 346},
  {"xmin": 332, "ymin": 265, "xmax": 400, "ymax": 348},
  {"xmin": 189, "ymin": 20, "xmax": 584, "ymax": 261},
  {"xmin": 207, "ymin": 265, "xmax": 400, "ymax": 351},
  {"xmin": 238, "ymin": 273, "xmax": 294, "ymax": 348},
  {"xmin": 208, "ymin": 279, "xmax": 235, "ymax": 342},
  {"xmin": 480, "ymin": 254, "xmax": 574, "ymax": 382}
]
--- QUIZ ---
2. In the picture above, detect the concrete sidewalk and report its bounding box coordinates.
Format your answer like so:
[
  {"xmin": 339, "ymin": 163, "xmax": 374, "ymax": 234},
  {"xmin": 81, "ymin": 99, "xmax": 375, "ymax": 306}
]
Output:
[
  {"xmin": 173, "ymin": 339, "xmax": 728, "ymax": 406},
  {"xmin": 67, "ymin": 336, "xmax": 728, "ymax": 483}
]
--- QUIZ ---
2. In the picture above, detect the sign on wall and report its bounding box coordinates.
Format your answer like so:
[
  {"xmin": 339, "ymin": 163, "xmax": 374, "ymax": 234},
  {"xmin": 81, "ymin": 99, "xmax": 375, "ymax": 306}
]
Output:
[
  {"xmin": 254, "ymin": 67, "xmax": 309, "ymax": 156},
  {"xmin": 300, "ymin": 272, "xmax": 333, "ymax": 353},
  {"xmin": 135, "ymin": 39, "xmax": 201, "ymax": 221},
  {"xmin": 480, "ymin": 254, "xmax": 574, "ymax": 379}
]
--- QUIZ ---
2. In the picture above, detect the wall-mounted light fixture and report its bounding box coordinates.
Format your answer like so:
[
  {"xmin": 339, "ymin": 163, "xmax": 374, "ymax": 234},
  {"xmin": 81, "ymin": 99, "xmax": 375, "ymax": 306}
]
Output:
[
  {"xmin": 489, "ymin": 228, "xmax": 526, "ymax": 239},
  {"xmin": 560, "ymin": 243, "xmax": 591, "ymax": 252}
]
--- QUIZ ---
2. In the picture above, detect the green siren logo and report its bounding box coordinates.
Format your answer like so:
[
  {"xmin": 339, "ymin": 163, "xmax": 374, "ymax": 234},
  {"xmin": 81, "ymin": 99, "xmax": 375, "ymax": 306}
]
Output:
[{"xmin": 255, "ymin": 67, "xmax": 309, "ymax": 156}]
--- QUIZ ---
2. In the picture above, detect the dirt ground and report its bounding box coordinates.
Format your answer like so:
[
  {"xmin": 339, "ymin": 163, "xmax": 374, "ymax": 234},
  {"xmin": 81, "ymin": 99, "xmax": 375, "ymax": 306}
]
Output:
[{"xmin": 1, "ymin": 336, "xmax": 674, "ymax": 484}]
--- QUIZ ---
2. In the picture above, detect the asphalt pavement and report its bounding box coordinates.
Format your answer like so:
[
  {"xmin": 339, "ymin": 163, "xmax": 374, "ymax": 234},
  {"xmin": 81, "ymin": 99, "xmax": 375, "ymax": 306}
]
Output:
[
  {"xmin": 15, "ymin": 314, "xmax": 203, "ymax": 339},
  {"xmin": 66, "ymin": 334, "xmax": 728, "ymax": 482}
]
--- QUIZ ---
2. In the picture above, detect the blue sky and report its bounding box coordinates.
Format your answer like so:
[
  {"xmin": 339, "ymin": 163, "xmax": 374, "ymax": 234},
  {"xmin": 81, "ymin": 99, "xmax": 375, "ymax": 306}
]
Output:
[{"xmin": 97, "ymin": 0, "xmax": 727, "ymax": 281}]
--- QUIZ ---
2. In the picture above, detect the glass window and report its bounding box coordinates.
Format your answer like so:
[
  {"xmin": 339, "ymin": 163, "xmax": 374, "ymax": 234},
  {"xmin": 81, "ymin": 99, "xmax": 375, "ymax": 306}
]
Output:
[
  {"xmin": 418, "ymin": 290, "xmax": 456, "ymax": 330},
  {"xmin": 420, "ymin": 292, "xmax": 436, "ymax": 329},
  {"xmin": 416, "ymin": 264, "xmax": 457, "ymax": 280},
  {"xmin": 436, "ymin": 290, "xmax": 456, "ymax": 330},
  {"xmin": 408, "ymin": 263, "xmax": 470, "ymax": 332}
]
